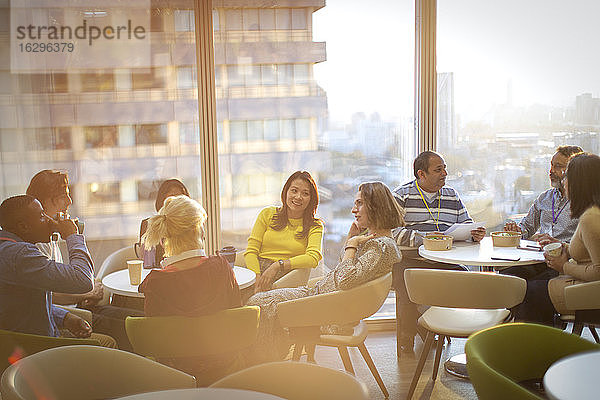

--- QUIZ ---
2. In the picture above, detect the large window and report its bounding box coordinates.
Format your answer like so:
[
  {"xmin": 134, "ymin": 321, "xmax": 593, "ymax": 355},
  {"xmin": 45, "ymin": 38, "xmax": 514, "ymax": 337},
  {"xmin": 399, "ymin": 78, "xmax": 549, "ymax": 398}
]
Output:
[
  {"xmin": 2, "ymin": 1, "xmax": 417, "ymax": 320},
  {"xmin": 437, "ymin": 0, "xmax": 600, "ymax": 231}
]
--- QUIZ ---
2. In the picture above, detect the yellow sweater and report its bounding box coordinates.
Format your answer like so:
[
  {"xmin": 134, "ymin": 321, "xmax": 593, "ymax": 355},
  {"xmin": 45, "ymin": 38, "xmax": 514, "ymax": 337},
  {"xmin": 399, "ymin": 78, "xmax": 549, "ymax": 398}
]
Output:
[{"xmin": 244, "ymin": 206, "xmax": 324, "ymax": 274}]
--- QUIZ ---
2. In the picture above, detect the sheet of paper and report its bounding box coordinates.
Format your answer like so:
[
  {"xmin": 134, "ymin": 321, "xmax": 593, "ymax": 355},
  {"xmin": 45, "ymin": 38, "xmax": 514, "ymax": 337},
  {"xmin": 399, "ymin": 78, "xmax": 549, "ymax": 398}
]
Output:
[{"xmin": 444, "ymin": 222, "xmax": 486, "ymax": 241}]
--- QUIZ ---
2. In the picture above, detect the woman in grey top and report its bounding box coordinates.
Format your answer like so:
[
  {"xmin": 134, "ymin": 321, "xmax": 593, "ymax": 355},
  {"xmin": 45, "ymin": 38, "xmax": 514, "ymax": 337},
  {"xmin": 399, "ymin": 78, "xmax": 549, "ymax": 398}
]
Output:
[{"xmin": 247, "ymin": 181, "xmax": 404, "ymax": 362}]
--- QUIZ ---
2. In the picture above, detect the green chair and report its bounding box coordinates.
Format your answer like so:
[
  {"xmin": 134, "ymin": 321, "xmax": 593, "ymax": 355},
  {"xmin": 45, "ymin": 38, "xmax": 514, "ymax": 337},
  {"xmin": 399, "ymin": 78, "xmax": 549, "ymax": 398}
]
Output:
[
  {"xmin": 125, "ymin": 306, "xmax": 260, "ymax": 385},
  {"xmin": 1, "ymin": 345, "xmax": 196, "ymax": 400},
  {"xmin": 210, "ymin": 361, "xmax": 370, "ymax": 400},
  {"xmin": 465, "ymin": 322, "xmax": 600, "ymax": 400},
  {"xmin": 0, "ymin": 328, "xmax": 100, "ymax": 375}
]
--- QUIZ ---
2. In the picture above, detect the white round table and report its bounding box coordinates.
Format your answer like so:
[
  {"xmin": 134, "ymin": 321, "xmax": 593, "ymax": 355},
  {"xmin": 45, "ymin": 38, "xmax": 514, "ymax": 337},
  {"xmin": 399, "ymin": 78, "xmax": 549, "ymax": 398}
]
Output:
[
  {"xmin": 417, "ymin": 237, "xmax": 545, "ymax": 379},
  {"xmin": 543, "ymin": 350, "xmax": 600, "ymax": 400},
  {"xmin": 103, "ymin": 266, "xmax": 256, "ymax": 298},
  {"xmin": 116, "ymin": 388, "xmax": 284, "ymax": 400},
  {"xmin": 418, "ymin": 237, "xmax": 545, "ymax": 268}
]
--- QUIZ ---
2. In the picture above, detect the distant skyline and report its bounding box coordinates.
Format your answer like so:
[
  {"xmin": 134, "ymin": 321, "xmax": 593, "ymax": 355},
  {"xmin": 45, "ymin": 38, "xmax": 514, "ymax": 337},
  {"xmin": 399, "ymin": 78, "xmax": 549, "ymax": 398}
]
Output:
[{"xmin": 314, "ymin": 0, "xmax": 600, "ymax": 123}]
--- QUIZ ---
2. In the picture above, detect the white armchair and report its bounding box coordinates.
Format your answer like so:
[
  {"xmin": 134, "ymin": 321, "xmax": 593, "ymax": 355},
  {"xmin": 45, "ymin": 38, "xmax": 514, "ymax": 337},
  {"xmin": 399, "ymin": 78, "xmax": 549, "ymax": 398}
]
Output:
[{"xmin": 276, "ymin": 273, "xmax": 392, "ymax": 398}]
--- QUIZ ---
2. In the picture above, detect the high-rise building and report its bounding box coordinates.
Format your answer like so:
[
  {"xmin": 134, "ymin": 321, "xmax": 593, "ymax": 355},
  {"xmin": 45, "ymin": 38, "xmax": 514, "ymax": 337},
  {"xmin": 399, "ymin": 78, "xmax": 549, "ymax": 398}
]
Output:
[{"xmin": 0, "ymin": 1, "xmax": 328, "ymax": 260}]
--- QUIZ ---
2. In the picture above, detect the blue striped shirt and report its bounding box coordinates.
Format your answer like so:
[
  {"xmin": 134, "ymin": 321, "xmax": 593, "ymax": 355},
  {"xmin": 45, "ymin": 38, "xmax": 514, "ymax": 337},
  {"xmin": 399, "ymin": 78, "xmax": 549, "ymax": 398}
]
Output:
[{"xmin": 392, "ymin": 180, "xmax": 473, "ymax": 247}]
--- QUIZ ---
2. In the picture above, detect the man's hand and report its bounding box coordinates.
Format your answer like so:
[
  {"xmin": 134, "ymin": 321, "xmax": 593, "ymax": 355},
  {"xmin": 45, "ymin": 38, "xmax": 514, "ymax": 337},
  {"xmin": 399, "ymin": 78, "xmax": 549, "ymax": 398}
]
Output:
[
  {"xmin": 63, "ymin": 312, "xmax": 92, "ymax": 338},
  {"xmin": 80, "ymin": 281, "xmax": 104, "ymax": 307},
  {"xmin": 544, "ymin": 243, "xmax": 568, "ymax": 274},
  {"xmin": 532, "ymin": 233, "xmax": 559, "ymax": 246},
  {"xmin": 504, "ymin": 222, "xmax": 522, "ymax": 233},
  {"xmin": 255, "ymin": 262, "xmax": 281, "ymax": 293},
  {"xmin": 470, "ymin": 227, "xmax": 486, "ymax": 242},
  {"xmin": 56, "ymin": 217, "xmax": 78, "ymax": 239}
]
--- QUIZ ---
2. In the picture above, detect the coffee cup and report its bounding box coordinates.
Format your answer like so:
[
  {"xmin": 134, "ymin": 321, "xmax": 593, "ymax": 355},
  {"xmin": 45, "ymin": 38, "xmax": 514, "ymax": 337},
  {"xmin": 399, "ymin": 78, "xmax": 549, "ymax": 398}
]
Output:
[
  {"xmin": 543, "ymin": 242, "xmax": 562, "ymax": 257},
  {"xmin": 127, "ymin": 260, "xmax": 144, "ymax": 285},
  {"xmin": 218, "ymin": 246, "xmax": 237, "ymax": 268}
]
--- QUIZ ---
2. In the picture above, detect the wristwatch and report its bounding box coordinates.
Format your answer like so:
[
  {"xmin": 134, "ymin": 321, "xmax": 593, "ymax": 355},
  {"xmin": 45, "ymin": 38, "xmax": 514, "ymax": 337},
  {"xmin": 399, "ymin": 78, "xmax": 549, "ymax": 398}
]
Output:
[{"xmin": 278, "ymin": 259, "xmax": 285, "ymax": 270}]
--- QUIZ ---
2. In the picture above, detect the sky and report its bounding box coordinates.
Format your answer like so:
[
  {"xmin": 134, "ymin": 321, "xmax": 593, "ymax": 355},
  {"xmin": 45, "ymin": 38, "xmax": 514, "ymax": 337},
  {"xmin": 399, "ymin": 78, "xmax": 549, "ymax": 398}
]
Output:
[{"xmin": 313, "ymin": 0, "xmax": 600, "ymax": 123}]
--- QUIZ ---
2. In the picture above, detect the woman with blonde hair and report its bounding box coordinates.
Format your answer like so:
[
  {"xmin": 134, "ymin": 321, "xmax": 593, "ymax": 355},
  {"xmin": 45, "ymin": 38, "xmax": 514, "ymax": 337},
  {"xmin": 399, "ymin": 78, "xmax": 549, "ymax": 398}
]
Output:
[
  {"xmin": 247, "ymin": 181, "xmax": 404, "ymax": 362},
  {"xmin": 136, "ymin": 178, "xmax": 190, "ymax": 268},
  {"xmin": 139, "ymin": 195, "xmax": 241, "ymax": 316}
]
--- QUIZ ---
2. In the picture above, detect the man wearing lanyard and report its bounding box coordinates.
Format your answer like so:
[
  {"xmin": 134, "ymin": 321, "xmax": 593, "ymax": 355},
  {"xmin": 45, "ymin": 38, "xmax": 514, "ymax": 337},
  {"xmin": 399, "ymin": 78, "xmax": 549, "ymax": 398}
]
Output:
[
  {"xmin": 392, "ymin": 151, "xmax": 486, "ymax": 354},
  {"xmin": 502, "ymin": 145, "xmax": 583, "ymax": 280}
]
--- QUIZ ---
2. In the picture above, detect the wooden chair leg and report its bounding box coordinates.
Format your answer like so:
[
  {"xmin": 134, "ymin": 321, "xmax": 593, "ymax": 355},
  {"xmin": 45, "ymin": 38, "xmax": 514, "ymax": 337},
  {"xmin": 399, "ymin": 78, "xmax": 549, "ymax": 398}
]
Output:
[
  {"xmin": 358, "ymin": 343, "xmax": 389, "ymax": 398},
  {"xmin": 292, "ymin": 343, "xmax": 303, "ymax": 361},
  {"xmin": 572, "ymin": 322, "xmax": 584, "ymax": 336},
  {"xmin": 305, "ymin": 343, "xmax": 316, "ymax": 363},
  {"xmin": 431, "ymin": 334, "xmax": 445, "ymax": 381},
  {"xmin": 395, "ymin": 289, "xmax": 402, "ymax": 359},
  {"xmin": 589, "ymin": 326, "xmax": 600, "ymax": 343},
  {"xmin": 406, "ymin": 330, "xmax": 435, "ymax": 400},
  {"xmin": 337, "ymin": 346, "xmax": 355, "ymax": 375}
]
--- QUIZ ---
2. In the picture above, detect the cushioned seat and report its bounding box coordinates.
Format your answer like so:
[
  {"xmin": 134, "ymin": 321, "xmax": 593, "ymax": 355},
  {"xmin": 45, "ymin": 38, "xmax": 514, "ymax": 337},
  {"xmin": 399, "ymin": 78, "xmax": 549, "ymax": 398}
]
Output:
[
  {"xmin": 465, "ymin": 322, "xmax": 600, "ymax": 400},
  {"xmin": 125, "ymin": 306, "xmax": 260, "ymax": 385},
  {"xmin": 404, "ymin": 268, "xmax": 526, "ymax": 400},
  {"xmin": 277, "ymin": 272, "xmax": 392, "ymax": 398},
  {"xmin": 210, "ymin": 361, "xmax": 369, "ymax": 400},
  {"xmin": 0, "ymin": 345, "xmax": 196, "ymax": 400}
]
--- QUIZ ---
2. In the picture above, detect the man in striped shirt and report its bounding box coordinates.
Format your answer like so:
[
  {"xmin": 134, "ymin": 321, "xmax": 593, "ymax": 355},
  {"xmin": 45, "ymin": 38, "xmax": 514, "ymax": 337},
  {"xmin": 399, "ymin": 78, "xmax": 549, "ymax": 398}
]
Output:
[{"xmin": 392, "ymin": 151, "xmax": 486, "ymax": 354}]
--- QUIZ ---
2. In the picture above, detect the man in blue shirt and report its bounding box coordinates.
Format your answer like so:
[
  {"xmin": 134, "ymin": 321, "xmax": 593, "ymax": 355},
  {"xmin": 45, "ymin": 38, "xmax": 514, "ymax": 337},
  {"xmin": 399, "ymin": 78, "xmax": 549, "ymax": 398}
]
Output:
[{"xmin": 0, "ymin": 195, "xmax": 115, "ymax": 346}]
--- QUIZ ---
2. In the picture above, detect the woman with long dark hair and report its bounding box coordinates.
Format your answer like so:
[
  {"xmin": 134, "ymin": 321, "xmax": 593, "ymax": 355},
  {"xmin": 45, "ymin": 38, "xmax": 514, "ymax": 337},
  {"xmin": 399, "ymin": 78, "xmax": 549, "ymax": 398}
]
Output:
[
  {"xmin": 244, "ymin": 171, "xmax": 323, "ymax": 292},
  {"xmin": 136, "ymin": 179, "xmax": 190, "ymax": 268}
]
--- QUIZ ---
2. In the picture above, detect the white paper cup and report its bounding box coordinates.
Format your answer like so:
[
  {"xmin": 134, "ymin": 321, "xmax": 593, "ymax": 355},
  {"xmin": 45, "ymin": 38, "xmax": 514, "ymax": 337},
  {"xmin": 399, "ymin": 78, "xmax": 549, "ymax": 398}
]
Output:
[
  {"xmin": 543, "ymin": 242, "xmax": 562, "ymax": 257},
  {"xmin": 127, "ymin": 260, "xmax": 143, "ymax": 285}
]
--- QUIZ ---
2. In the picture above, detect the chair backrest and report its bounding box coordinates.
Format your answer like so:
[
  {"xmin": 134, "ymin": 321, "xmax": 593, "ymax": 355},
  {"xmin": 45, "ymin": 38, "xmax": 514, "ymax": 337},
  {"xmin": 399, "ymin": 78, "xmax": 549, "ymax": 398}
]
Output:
[
  {"xmin": 272, "ymin": 268, "xmax": 311, "ymax": 289},
  {"xmin": 565, "ymin": 280, "xmax": 600, "ymax": 310},
  {"xmin": 0, "ymin": 345, "xmax": 196, "ymax": 400},
  {"xmin": 125, "ymin": 306, "xmax": 260, "ymax": 358},
  {"xmin": 465, "ymin": 323, "xmax": 600, "ymax": 400},
  {"xmin": 277, "ymin": 272, "xmax": 392, "ymax": 328},
  {"xmin": 96, "ymin": 245, "xmax": 137, "ymax": 279},
  {"xmin": 210, "ymin": 361, "xmax": 370, "ymax": 400},
  {"xmin": 404, "ymin": 269, "xmax": 526, "ymax": 309},
  {"xmin": 0, "ymin": 328, "xmax": 100, "ymax": 375}
]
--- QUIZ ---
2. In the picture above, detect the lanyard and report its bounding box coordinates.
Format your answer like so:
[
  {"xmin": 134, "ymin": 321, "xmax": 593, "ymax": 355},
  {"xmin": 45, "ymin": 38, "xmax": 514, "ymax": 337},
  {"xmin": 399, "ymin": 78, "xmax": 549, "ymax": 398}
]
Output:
[
  {"xmin": 415, "ymin": 181, "xmax": 441, "ymax": 231},
  {"xmin": 552, "ymin": 191, "xmax": 568, "ymax": 225}
]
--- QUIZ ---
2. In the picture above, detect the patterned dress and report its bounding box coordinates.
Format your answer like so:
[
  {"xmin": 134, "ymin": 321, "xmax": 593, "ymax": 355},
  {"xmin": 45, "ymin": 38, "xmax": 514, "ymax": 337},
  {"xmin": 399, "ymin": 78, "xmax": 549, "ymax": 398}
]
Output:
[{"xmin": 246, "ymin": 236, "xmax": 401, "ymax": 362}]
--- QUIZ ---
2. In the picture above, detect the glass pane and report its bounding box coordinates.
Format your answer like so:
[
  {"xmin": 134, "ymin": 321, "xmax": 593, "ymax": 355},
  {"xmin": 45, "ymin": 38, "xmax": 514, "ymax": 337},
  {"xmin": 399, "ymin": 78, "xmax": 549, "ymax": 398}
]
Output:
[
  {"xmin": 215, "ymin": 0, "xmax": 415, "ymax": 278},
  {"xmin": 437, "ymin": 0, "xmax": 600, "ymax": 233},
  {"xmin": 1, "ymin": 2, "xmax": 202, "ymax": 265}
]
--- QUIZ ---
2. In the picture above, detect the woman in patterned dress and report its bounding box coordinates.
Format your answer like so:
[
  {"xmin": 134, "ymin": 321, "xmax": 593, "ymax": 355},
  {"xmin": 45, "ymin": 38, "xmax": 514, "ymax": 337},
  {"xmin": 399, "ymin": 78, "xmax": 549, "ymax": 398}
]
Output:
[{"xmin": 247, "ymin": 181, "xmax": 405, "ymax": 362}]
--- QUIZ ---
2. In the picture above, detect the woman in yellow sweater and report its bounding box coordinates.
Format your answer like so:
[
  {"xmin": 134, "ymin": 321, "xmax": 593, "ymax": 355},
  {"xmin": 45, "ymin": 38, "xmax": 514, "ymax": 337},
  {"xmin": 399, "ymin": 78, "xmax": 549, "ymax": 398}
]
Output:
[{"xmin": 245, "ymin": 171, "xmax": 323, "ymax": 292}]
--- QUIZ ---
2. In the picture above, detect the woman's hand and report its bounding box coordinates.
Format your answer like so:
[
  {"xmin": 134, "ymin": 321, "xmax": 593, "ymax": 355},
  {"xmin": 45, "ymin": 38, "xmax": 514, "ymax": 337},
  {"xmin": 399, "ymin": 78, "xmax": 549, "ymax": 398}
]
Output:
[
  {"xmin": 254, "ymin": 262, "xmax": 281, "ymax": 293},
  {"xmin": 346, "ymin": 233, "xmax": 375, "ymax": 249},
  {"xmin": 544, "ymin": 243, "xmax": 569, "ymax": 274},
  {"xmin": 347, "ymin": 221, "xmax": 362, "ymax": 239}
]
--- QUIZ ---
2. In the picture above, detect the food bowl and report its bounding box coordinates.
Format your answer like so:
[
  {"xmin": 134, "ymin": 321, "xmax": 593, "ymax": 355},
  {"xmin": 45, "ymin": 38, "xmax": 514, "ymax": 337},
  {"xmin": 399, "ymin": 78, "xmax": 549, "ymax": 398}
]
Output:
[
  {"xmin": 423, "ymin": 233, "xmax": 453, "ymax": 251},
  {"xmin": 491, "ymin": 231, "xmax": 521, "ymax": 247}
]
